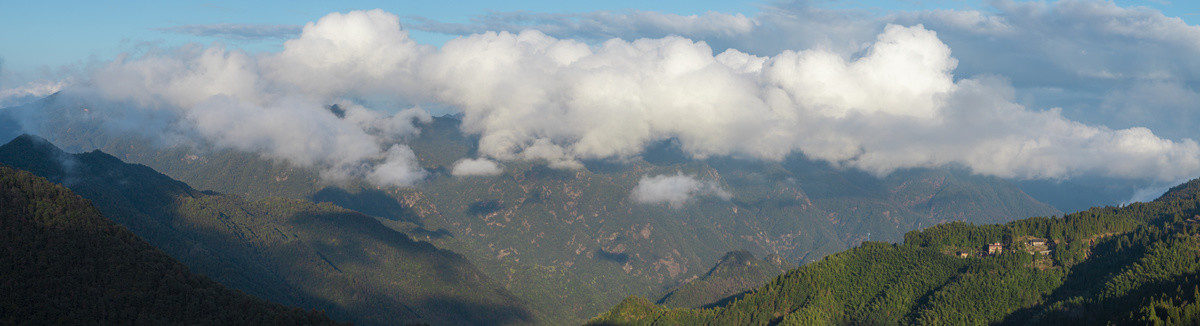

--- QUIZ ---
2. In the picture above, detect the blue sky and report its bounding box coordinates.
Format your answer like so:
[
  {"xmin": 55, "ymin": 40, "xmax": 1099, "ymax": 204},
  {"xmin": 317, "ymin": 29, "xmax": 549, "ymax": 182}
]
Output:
[{"xmin": 2, "ymin": 0, "xmax": 1195, "ymax": 74}]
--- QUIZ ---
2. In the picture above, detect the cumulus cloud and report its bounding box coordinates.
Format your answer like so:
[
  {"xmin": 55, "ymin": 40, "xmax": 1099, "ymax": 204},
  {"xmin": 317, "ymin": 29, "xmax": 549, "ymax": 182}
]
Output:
[
  {"xmin": 412, "ymin": 22, "xmax": 1200, "ymax": 181},
  {"xmin": 630, "ymin": 173, "xmax": 731, "ymax": 208},
  {"xmin": 450, "ymin": 158, "xmax": 504, "ymax": 176},
  {"xmin": 266, "ymin": 9, "xmax": 431, "ymax": 99},
  {"xmin": 53, "ymin": 7, "xmax": 1200, "ymax": 188},
  {"xmin": 156, "ymin": 24, "xmax": 302, "ymax": 41}
]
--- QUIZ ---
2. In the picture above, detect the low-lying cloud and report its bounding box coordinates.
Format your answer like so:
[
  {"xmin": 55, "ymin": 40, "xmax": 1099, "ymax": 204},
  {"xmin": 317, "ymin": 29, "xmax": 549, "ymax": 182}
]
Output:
[
  {"xmin": 451, "ymin": 158, "xmax": 504, "ymax": 177},
  {"xmin": 630, "ymin": 173, "xmax": 731, "ymax": 208},
  {"xmin": 8, "ymin": 7, "xmax": 1200, "ymax": 187}
]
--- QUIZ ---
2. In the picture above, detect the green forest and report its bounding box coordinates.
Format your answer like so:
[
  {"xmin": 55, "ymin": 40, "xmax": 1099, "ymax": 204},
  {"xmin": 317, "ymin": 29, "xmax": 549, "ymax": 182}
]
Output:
[{"xmin": 589, "ymin": 179, "xmax": 1200, "ymax": 325}]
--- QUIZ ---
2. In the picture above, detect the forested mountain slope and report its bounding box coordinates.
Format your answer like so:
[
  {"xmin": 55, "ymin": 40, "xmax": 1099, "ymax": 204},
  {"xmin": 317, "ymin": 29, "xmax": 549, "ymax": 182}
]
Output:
[
  {"xmin": 590, "ymin": 177, "xmax": 1200, "ymax": 325},
  {"xmin": 0, "ymin": 135, "xmax": 535, "ymax": 326},
  {"xmin": 0, "ymin": 165, "xmax": 340, "ymax": 325}
]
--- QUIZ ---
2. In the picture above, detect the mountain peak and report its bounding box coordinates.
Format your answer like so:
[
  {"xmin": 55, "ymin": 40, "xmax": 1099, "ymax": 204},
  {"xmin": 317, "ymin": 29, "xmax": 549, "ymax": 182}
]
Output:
[
  {"xmin": 0, "ymin": 134, "xmax": 74, "ymax": 179},
  {"xmin": 1, "ymin": 134, "xmax": 66, "ymax": 156}
]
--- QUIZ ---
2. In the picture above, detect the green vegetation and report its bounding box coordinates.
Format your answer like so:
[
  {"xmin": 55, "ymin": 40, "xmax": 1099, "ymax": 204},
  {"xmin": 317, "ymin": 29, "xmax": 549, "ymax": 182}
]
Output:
[
  {"xmin": 0, "ymin": 165, "xmax": 340, "ymax": 325},
  {"xmin": 588, "ymin": 179, "xmax": 1200, "ymax": 325},
  {"xmin": 0, "ymin": 135, "xmax": 535, "ymax": 326}
]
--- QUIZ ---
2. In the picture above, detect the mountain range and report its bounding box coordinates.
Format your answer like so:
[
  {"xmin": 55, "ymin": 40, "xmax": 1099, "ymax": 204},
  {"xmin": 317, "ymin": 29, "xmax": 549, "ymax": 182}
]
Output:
[{"xmin": 2, "ymin": 93, "xmax": 1075, "ymax": 323}]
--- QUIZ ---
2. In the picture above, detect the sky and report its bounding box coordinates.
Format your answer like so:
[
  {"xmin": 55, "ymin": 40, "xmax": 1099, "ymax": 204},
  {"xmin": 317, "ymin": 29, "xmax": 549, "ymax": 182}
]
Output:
[{"xmin": 3, "ymin": 0, "xmax": 1200, "ymax": 202}]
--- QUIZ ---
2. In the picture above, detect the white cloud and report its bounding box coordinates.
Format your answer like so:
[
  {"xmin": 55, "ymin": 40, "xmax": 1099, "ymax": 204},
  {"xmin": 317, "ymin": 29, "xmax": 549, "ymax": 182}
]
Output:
[
  {"xmin": 366, "ymin": 145, "xmax": 427, "ymax": 186},
  {"xmin": 450, "ymin": 158, "xmax": 504, "ymax": 177},
  {"xmin": 82, "ymin": 12, "xmax": 433, "ymax": 187},
  {"xmin": 93, "ymin": 44, "xmax": 264, "ymax": 109},
  {"xmin": 630, "ymin": 173, "xmax": 731, "ymax": 208},
  {"xmin": 265, "ymin": 9, "xmax": 431, "ymax": 100},
  {"xmin": 409, "ymin": 22, "xmax": 1200, "ymax": 181}
]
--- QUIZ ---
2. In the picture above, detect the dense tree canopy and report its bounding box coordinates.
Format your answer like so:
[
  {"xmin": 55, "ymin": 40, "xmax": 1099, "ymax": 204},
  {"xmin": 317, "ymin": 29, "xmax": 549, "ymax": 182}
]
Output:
[{"xmin": 589, "ymin": 177, "xmax": 1200, "ymax": 325}]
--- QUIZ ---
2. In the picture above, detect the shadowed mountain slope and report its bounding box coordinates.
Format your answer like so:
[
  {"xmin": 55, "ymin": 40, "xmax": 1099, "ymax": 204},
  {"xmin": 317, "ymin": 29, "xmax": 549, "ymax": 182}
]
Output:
[{"xmin": 0, "ymin": 164, "xmax": 341, "ymax": 325}]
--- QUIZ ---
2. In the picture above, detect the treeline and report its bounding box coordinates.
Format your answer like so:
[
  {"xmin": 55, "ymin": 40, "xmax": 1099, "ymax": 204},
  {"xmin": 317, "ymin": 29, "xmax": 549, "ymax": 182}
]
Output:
[
  {"xmin": 589, "ymin": 178, "xmax": 1200, "ymax": 325},
  {"xmin": 0, "ymin": 165, "xmax": 341, "ymax": 325}
]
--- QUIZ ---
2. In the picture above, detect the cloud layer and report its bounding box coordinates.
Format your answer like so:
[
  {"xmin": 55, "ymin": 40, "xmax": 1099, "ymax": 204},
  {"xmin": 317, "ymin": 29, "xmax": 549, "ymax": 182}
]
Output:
[
  {"xmin": 11, "ymin": 6, "xmax": 1200, "ymax": 186},
  {"xmin": 630, "ymin": 173, "xmax": 731, "ymax": 208}
]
